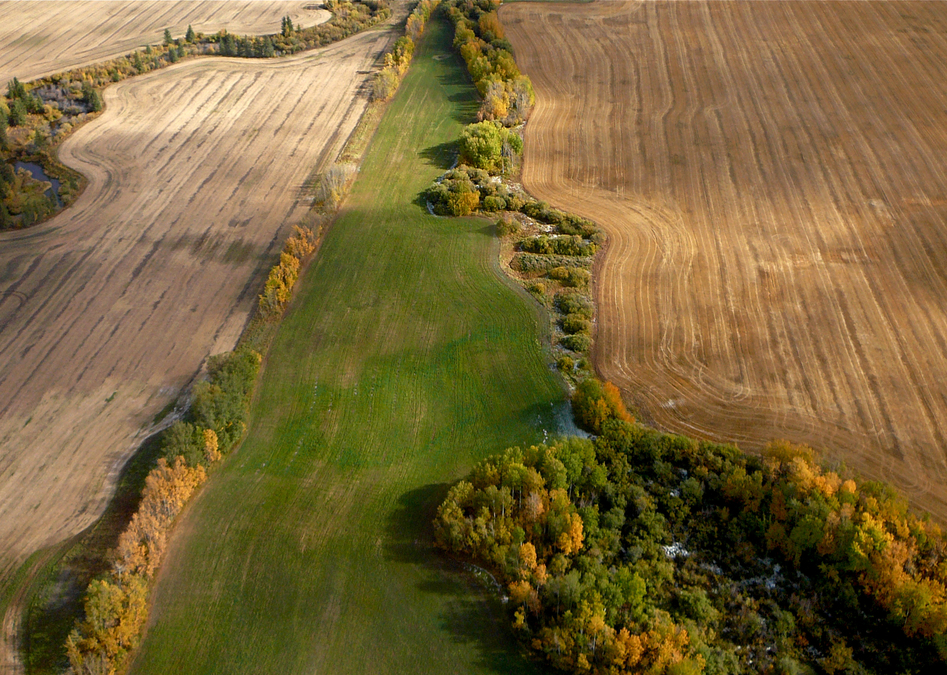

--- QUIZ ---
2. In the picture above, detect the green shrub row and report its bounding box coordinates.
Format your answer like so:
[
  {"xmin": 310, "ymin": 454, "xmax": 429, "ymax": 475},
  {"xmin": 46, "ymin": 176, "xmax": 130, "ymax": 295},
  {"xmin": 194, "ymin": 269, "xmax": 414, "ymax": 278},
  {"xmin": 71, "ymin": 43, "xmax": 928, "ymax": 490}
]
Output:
[
  {"xmin": 511, "ymin": 253, "xmax": 591, "ymax": 275},
  {"xmin": 520, "ymin": 234, "xmax": 597, "ymax": 258}
]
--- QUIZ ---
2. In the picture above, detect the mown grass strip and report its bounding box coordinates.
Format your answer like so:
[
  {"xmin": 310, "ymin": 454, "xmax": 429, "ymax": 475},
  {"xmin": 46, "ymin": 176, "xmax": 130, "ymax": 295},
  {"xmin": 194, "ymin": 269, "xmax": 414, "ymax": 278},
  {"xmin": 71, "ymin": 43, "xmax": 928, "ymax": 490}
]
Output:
[{"xmin": 128, "ymin": 17, "xmax": 561, "ymax": 675}]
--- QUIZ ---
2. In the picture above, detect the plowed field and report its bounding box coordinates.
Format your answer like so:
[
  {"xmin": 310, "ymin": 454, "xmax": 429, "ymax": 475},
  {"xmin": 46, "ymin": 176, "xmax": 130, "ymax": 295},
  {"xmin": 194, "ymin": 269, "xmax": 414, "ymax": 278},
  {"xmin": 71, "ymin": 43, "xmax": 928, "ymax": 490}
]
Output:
[
  {"xmin": 0, "ymin": 1, "xmax": 329, "ymax": 84},
  {"xmin": 502, "ymin": 1, "xmax": 947, "ymax": 520},
  {"xmin": 0, "ymin": 24, "xmax": 390, "ymax": 631}
]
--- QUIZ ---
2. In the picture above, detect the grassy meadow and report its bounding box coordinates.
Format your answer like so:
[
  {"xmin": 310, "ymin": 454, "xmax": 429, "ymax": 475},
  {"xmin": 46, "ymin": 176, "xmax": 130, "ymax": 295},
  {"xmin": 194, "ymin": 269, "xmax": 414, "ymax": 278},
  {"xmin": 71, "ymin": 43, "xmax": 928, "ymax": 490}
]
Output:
[{"xmin": 128, "ymin": 18, "xmax": 561, "ymax": 675}]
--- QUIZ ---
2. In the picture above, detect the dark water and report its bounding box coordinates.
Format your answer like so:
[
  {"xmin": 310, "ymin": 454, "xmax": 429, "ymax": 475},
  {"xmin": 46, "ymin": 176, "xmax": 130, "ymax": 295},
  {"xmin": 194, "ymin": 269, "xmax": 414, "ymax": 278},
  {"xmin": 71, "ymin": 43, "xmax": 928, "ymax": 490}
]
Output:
[{"xmin": 15, "ymin": 161, "xmax": 61, "ymax": 205}]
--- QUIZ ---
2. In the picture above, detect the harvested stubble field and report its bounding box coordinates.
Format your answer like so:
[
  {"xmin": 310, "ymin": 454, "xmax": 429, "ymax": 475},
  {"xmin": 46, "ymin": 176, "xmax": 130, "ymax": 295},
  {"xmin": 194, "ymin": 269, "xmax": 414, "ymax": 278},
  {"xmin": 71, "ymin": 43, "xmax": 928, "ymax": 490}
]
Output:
[
  {"xmin": 128, "ymin": 19, "xmax": 560, "ymax": 675},
  {"xmin": 0, "ymin": 26, "xmax": 392, "ymax": 666},
  {"xmin": 502, "ymin": 1, "xmax": 947, "ymax": 520},
  {"xmin": 0, "ymin": 1, "xmax": 330, "ymax": 85}
]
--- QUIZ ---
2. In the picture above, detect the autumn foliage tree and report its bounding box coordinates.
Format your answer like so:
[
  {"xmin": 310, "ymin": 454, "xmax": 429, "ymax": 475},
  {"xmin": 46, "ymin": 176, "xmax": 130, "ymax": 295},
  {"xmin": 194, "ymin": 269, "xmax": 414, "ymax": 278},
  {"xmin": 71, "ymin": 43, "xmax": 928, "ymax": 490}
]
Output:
[
  {"xmin": 435, "ymin": 426, "xmax": 947, "ymax": 674},
  {"xmin": 259, "ymin": 225, "xmax": 317, "ymax": 319},
  {"xmin": 571, "ymin": 377, "xmax": 632, "ymax": 434}
]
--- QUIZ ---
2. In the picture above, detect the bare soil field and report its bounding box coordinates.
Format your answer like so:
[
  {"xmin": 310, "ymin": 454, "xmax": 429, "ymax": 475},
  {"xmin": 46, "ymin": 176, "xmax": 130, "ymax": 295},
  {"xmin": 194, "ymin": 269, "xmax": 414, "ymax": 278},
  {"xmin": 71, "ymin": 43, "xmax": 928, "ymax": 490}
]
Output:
[
  {"xmin": 502, "ymin": 1, "xmax": 947, "ymax": 520},
  {"xmin": 0, "ymin": 1, "xmax": 330, "ymax": 84},
  {"xmin": 0, "ymin": 26, "xmax": 390, "ymax": 669}
]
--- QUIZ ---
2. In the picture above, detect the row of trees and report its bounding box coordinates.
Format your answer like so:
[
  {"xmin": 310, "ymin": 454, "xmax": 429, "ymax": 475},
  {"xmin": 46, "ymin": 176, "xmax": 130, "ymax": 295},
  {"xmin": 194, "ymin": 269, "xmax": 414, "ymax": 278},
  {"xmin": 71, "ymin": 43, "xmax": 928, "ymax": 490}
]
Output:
[
  {"xmin": 371, "ymin": 0, "xmax": 440, "ymax": 101},
  {"xmin": 445, "ymin": 0, "xmax": 534, "ymax": 126},
  {"xmin": 258, "ymin": 225, "xmax": 317, "ymax": 320},
  {"xmin": 435, "ymin": 396, "xmax": 947, "ymax": 674},
  {"xmin": 65, "ymin": 348, "xmax": 262, "ymax": 673}
]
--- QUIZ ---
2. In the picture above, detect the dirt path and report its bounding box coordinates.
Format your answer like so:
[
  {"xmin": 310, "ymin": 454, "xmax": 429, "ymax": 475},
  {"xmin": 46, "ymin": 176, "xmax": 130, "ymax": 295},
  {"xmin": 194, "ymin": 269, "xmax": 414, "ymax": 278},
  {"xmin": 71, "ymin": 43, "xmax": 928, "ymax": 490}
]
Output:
[
  {"xmin": 0, "ymin": 1, "xmax": 331, "ymax": 84},
  {"xmin": 503, "ymin": 1, "xmax": 947, "ymax": 521},
  {"xmin": 0, "ymin": 27, "xmax": 392, "ymax": 672}
]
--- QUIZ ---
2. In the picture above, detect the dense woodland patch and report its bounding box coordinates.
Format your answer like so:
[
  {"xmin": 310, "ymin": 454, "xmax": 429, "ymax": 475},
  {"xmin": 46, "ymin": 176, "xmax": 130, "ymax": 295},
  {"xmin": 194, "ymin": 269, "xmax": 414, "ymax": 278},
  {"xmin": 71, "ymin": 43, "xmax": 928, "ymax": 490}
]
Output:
[{"xmin": 436, "ymin": 382, "xmax": 947, "ymax": 674}]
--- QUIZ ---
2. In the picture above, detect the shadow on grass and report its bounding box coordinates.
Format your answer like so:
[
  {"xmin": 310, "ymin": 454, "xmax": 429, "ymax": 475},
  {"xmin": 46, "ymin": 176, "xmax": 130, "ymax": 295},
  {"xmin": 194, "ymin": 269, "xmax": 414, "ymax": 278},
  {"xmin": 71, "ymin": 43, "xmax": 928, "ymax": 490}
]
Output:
[
  {"xmin": 20, "ymin": 431, "xmax": 165, "ymax": 673},
  {"xmin": 385, "ymin": 484, "xmax": 547, "ymax": 675},
  {"xmin": 419, "ymin": 139, "xmax": 459, "ymax": 170}
]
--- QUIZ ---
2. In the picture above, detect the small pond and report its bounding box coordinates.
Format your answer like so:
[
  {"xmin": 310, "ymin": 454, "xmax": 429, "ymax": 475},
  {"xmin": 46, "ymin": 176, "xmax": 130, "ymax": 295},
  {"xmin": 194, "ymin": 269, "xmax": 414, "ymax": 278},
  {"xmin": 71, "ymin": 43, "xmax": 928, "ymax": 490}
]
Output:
[{"xmin": 15, "ymin": 161, "xmax": 61, "ymax": 206}]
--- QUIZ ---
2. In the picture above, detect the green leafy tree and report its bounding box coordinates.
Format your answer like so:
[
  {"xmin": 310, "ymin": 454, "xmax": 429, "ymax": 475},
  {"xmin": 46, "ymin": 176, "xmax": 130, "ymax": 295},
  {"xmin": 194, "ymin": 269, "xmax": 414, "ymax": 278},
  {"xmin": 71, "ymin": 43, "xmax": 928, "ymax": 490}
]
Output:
[
  {"xmin": 459, "ymin": 121, "xmax": 503, "ymax": 172},
  {"xmin": 185, "ymin": 24, "xmax": 195, "ymax": 43},
  {"xmin": 8, "ymin": 99, "xmax": 27, "ymax": 126},
  {"xmin": 6, "ymin": 77, "xmax": 26, "ymax": 99},
  {"xmin": 164, "ymin": 28, "xmax": 173, "ymax": 46}
]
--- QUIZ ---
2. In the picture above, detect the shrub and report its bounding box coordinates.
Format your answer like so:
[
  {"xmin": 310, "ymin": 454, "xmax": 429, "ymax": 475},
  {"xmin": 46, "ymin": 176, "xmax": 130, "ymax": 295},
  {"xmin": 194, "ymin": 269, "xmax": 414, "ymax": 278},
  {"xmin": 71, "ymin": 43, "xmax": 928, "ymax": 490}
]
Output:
[
  {"xmin": 548, "ymin": 266, "xmax": 590, "ymax": 288},
  {"xmin": 522, "ymin": 200, "xmax": 564, "ymax": 224},
  {"xmin": 557, "ymin": 214, "xmax": 599, "ymax": 238},
  {"xmin": 555, "ymin": 292, "xmax": 593, "ymax": 319},
  {"xmin": 557, "ymin": 355, "xmax": 575, "ymax": 373},
  {"xmin": 526, "ymin": 281, "xmax": 545, "ymax": 298},
  {"xmin": 161, "ymin": 421, "xmax": 206, "ymax": 468},
  {"xmin": 561, "ymin": 333, "xmax": 591, "ymax": 354},
  {"xmin": 446, "ymin": 188, "xmax": 479, "ymax": 216},
  {"xmin": 371, "ymin": 67, "xmax": 399, "ymax": 101},
  {"xmin": 520, "ymin": 234, "xmax": 596, "ymax": 257},
  {"xmin": 561, "ymin": 313, "xmax": 591, "ymax": 335},
  {"xmin": 482, "ymin": 195, "xmax": 506, "ymax": 211},
  {"xmin": 496, "ymin": 217, "xmax": 519, "ymax": 236}
]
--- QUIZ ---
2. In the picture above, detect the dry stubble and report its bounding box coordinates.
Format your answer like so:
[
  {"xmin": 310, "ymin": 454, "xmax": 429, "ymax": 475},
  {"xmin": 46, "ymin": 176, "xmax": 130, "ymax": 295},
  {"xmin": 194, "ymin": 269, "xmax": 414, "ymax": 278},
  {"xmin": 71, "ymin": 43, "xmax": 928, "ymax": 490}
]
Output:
[
  {"xmin": 502, "ymin": 1, "xmax": 947, "ymax": 520},
  {"xmin": 0, "ymin": 26, "xmax": 391, "ymax": 670},
  {"xmin": 0, "ymin": 1, "xmax": 330, "ymax": 85}
]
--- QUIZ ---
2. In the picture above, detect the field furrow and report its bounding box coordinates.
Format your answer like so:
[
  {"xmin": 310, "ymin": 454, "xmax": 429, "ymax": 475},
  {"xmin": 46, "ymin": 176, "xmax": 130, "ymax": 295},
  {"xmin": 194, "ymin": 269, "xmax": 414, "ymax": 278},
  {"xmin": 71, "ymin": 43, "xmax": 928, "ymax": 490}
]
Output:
[
  {"xmin": 0, "ymin": 1, "xmax": 330, "ymax": 84},
  {"xmin": 502, "ymin": 0, "xmax": 947, "ymax": 520},
  {"xmin": 0, "ymin": 24, "xmax": 391, "ymax": 623}
]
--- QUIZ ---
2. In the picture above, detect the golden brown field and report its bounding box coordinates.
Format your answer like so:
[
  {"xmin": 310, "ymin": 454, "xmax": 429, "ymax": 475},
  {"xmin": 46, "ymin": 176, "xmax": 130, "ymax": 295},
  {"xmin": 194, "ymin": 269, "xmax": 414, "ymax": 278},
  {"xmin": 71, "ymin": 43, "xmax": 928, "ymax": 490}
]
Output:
[
  {"xmin": 0, "ymin": 1, "xmax": 330, "ymax": 84},
  {"xmin": 502, "ymin": 1, "xmax": 947, "ymax": 520},
  {"xmin": 0, "ymin": 26, "xmax": 391, "ymax": 669}
]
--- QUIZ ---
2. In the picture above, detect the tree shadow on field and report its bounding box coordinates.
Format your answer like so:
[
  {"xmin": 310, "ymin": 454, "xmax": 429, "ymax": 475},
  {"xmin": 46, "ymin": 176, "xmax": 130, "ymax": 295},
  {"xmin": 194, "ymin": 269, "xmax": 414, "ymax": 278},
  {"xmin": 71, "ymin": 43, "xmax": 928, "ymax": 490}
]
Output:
[
  {"xmin": 385, "ymin": 484, "xmax": 547, "ymax": 675},
  {"xmin": 419, "ymin": 140, "xmax": 459, "ymax": 170},
  {"xmin": 20, "ymin": 430, "xmax": 166, "ymax": 672}
]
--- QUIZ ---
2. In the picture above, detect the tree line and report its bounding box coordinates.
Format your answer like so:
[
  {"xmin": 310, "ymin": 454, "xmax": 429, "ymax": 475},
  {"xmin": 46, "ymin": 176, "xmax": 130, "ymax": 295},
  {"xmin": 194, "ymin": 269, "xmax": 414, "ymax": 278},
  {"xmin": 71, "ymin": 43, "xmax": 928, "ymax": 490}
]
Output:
[
  {"xmin": 370, "ymin": 0, "xmax": 440, "ymax": 102},
  {"xmin": 445, "ymin": 0, "xmax": 534, "ymax": 126}
]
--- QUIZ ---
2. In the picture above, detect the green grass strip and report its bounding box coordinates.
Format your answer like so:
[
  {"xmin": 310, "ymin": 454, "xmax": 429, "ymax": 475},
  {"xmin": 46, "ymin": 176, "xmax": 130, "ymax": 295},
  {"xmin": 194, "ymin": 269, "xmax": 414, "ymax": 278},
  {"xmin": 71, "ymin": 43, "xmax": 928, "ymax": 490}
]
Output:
[{"xmin": 128, "ymin": 17, "xmax": 562, "ymax": 675}]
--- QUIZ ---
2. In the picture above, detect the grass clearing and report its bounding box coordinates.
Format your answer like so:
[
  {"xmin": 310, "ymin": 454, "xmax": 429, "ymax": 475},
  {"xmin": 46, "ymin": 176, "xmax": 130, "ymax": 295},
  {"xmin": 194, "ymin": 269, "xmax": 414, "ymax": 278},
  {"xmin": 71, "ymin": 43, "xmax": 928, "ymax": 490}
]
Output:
[{"xmin": 129, "ymin": 18, "xmax": 561, "ymax": 675}]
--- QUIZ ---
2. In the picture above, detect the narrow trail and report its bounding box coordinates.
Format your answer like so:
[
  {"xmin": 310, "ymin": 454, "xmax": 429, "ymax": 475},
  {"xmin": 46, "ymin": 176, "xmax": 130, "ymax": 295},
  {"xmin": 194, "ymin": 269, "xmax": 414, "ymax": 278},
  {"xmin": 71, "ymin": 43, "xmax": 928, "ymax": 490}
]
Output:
[{"xmin": 502, "ymin": 0, "xmax": 947, "ymax": 522}]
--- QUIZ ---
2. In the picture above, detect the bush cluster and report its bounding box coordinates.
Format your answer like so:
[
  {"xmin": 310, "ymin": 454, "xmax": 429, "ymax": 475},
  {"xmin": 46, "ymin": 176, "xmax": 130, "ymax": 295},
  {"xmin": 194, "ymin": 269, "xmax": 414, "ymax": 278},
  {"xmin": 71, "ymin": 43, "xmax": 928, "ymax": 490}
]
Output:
[
  {"xmin": 267, "ymin": 1, "xmax": 390, "ymax": 55},
  {"xmin": 511, "ymin": 253, "xmax": 589, "ymax": 275},
  {"xmin": 520, "ymin": 235, "xmax": 597, "ymax": 258},
  {"xmin": 65, "ymin": 456, "xmax": 208, "ymax": 673}
]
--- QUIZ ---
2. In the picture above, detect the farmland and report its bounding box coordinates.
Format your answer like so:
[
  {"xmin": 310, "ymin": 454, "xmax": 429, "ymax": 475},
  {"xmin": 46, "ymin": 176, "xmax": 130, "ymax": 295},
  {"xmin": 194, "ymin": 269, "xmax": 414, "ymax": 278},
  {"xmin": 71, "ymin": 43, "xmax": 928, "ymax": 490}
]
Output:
[
  {"xmin": 0, "ymin": 25, "xmax": 393, "ymax": 665},
  {"xmin": 502, "ymin": 1, "xmax": 947, "ymax": 521},
  {"xmin": 0, "ymin": 1, "xmax": 330, "ymax": 85},
  {"xmin": 127, "ymin": 19, "xmax": 561, "ymax": 675}
]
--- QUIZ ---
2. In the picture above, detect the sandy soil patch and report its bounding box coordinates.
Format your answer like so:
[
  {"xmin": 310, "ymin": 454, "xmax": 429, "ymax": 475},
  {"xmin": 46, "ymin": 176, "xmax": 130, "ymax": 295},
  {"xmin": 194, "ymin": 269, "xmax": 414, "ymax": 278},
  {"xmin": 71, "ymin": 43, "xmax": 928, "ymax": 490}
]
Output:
[
  {"xmin": 0, "ymin": 26, "xmax": 390, "ymax": 670},
  {"xmin": 0, "ymin": 1, "xmax": 330, "ymax": 84},
  {"xmin": 502, "ymin": 1, "xmax": 947, "ymax": 521}
]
